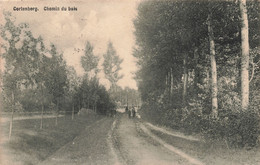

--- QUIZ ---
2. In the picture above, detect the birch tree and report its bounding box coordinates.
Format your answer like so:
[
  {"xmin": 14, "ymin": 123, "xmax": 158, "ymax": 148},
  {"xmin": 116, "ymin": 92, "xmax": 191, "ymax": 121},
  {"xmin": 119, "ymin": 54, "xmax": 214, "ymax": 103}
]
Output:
[
  {"xmin": 207, "ymin": 13, "xmax": 218, "ymax": 118},
  {"xmin": 239, "ymin": 0, "xmax": 250, "ymax": 110}
]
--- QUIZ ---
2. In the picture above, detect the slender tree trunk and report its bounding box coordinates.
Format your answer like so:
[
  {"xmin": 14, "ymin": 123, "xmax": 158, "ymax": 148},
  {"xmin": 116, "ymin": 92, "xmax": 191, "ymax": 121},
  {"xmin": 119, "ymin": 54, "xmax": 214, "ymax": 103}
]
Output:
[
  {"xmin": 239, "ymin": 0, "xmax": 250, "ymax": 111},
  {"xmin": 166, "ymin": 72, "xmax": 168, "ymax": 87},
  {"xmin": 194, "ymin": 48, "xmax": 199, "ymax": 93},
  {"xmin": 126, "ymin": 91, "xmax": 128, "ymax": 107},
  {"xmin": 55, "ymin": 99, "xmax": 59, "ymax": 126},
  {"xmin": 82, "ymin": 93, "xmax": 86, "ymax": 108},
  {"xmin": 87, "ymin": 95, "xmax": 90, "ymax": 109},
  {"xmin": 94, "ymin": 100, "xmax": 96, "ymax": 112},
  {"xmin": 119, "ymin": 91, "xmax": 122, "ymax": 106},
  {"xmin": 40, "ymin": 101, "xmax": 44, "ymax": 129},
  {"xmin": 95, "ymin": 100, "xmax": 97, "ymax": 113},
  {"xmin": 72, "ymin": 102, "xmax": 75, "ymax": 120},
  {"xmin": 78, "ymin": 98, "xmax": 81, "ymax": 110},
  {"xmin": 170, "ymin": 67, "xmax": 174, "ymax": 97},
  {"xmin": 183, "ymin": 54, "xmax": 188, "ymax": 105},
  {"xmin": 168, "ymin": 71, "xmax": 171, "ymax": 96},
  {"xmin": 40, "ymin": 84, "xmax": 44, "ymax": 129},
  {"xmin": 78, "ymin": 97, "xmax": 81, "ymax": 116},
  {"xmin": 8, "ymin": 91, "xmax": 15, "ymax": 141},
  {"xmin": 207, "ymin": 13, "xmax": 218, "ymax": 118},
  {"xmin": 165, "ymin": 72, "xmax": 168, "ymax": 97}
]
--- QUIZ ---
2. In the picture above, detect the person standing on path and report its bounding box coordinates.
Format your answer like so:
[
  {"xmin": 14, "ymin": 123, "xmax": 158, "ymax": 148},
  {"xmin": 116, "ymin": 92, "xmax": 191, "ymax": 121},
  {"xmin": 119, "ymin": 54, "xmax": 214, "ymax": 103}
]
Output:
[
  {"xmin": 125, "ymin": 106, "xmax": 128, "ymax": 113},
  {"xmin": 132, "ymin": 106, "xmax": 136, "ymax": 118},
  {"xmin": 128, "ymin": 107, "xmax": 132, "ymax": 118}
]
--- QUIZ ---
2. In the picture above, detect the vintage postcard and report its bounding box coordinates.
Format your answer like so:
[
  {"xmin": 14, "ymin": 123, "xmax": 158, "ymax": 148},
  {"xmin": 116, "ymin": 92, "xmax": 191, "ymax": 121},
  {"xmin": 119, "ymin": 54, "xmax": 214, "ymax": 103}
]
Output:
[{"xmin": 0, "ymin": 0, "xmax": 259, "ymax": 165}]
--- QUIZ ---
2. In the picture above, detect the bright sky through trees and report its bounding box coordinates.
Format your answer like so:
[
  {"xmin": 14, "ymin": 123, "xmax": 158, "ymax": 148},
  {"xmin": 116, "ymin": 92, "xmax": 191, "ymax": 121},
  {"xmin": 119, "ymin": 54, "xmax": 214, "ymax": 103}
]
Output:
[{"xmin": 0, "ymin": 0, "xmax": 140, "ymax": 89}]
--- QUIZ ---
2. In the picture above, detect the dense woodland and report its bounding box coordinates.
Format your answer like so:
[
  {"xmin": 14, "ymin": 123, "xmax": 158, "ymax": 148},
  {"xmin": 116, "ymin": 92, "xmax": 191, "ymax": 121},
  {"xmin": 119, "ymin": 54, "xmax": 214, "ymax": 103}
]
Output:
[{"xmin": 134, "ymin": 0, "xmax": 259, "ymax": 147}]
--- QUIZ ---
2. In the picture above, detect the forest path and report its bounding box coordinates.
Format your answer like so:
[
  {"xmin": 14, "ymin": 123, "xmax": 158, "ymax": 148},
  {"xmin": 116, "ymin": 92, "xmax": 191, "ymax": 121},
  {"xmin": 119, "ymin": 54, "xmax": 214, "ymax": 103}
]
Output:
[
  {"xmin": 3, "ymin": 112, "xmax": 258, "ymax": 165},
  {"xmin": 39, "ymin": 113, "xmax": 203, "ymax": 165},
  {"xmin": 111, "ymin": 114, "xmax": 201, "ymax": 165}
]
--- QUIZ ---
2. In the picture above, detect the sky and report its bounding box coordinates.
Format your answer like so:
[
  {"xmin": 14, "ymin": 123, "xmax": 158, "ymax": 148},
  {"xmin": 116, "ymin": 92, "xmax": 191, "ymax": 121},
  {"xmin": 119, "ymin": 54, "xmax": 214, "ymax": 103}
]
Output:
[{"xmin": 0, "ymin": 0, "xmax": 141, "ymax": 89}]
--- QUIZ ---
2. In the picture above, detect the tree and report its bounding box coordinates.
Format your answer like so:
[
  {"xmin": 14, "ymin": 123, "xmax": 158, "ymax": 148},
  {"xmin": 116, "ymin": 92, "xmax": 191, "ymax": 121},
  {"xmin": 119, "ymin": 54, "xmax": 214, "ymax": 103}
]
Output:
[
  {"xmin": 21, "ymin": 33, "xmax": 47, "ymax": 129},
  {"xmin": 80, "ymin": 41, "xmax": 99, "ymax": 109},
  {"xmin": 1, "ymin": 12, "xmax": 56, "ymax": 131},
  {"xmin": 0, "ymin": 12, "xmax": 25, "ymax": 140},
  {"xmin": 207, "ymin": 12, "xmax": 218, "ymax": 118},
  {"xmin": 134, "ymin": 0, "xmax": 259, "ymax": 146},
  {"xmin": 239, "ymin": 0, "xmax": 250, "ymax": 110},
  {"xmin": 103, "ymin": 41, "xmax": 123, "ymax": 91},
  {"xmin": 45, "ymin": 44, "xmax": 68, "ymax": 126},
  {"xmin": 81, "ymin": 41, "xmax": 99, "ymax": 77},
  {"xmin": 66, "ymin": 66, "xmax": 80, "ymax": 120}
]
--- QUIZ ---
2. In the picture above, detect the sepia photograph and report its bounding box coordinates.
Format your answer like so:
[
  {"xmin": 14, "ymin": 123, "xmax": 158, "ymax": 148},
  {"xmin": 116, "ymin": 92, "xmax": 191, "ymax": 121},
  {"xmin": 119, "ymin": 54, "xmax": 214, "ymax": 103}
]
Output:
[{"xmin": 0, "ymin": 0, "xmax": 259, "ymax": 164}]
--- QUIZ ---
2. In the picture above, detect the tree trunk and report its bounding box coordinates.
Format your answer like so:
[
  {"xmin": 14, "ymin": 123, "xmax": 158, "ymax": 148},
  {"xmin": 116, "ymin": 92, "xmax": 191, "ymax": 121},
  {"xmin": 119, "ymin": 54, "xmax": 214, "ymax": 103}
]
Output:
[
  {"xmin": 170, "ymin": 68, "xmax": 174, "ymax": 97},
  {"xmin": 55, "ymin": 99, "xmax": 59, "ymax": 126},
  {"xmin": 8, "ymin": 91, "xmax": 15, "ymax": 141},
  {"xmin": 182, "ymin": 54, "xmax": 188, "ymax": 105},
  {"xmin": 239, "ymin": 0, "xmax": 250, "ymax": 111},
  {"xmin": 207, "ymin": 13, "xmax": 218, "ymax": 118},
  {"xmin": 168, "ymin": 71, "xmax": 171, "ymax": 96},
  {"xmin": 40, "ymin": 84, "xmax": 44, "ymax": 129},
  {"xmin": 95, "ymin": 100, "xmax": 97, "ymax": 113},
  {"xmin": 126, "ymin": 91, "xmax": 128, "ymax": 107},
  {"xmin": 87, "ymin": 95, "xmax": 90, "ymax": 109},
  {"xmin": 119, "ymin": 91, "xmax": 122, "ymax": 106},
  {"xmin": 78, "ymin": 97, "xmax": 81, "ymax": 116},
  {"xmin": 40, "ymin": 101, "xmax": 44, "ymax": 129},
  {"xmin": 165, "ymin": 72, "xmax": 168, "ymax": 87},
  {"xmin": 72, "ymin": 102, "xmax": 75, "ymax": 120},
  {"xmin": 193, "ymin": 48, "xmax": 199, "ymax": 93},
  {"xmin": 83, "ymin": 93, "xmax": 86, "ymax": 108},
  {"xmin": 165, "ymin": 72, "xmax": 168, "ymax": 96}
]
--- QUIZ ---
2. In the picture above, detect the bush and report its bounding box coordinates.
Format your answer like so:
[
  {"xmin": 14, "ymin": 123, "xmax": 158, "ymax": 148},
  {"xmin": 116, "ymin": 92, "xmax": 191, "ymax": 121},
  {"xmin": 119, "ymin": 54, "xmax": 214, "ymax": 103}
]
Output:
[
  {"xmin": 181, "ymin": 107, "xmax": 203, "ymax": 134},
  {"xmin": 140, "ymin": 96, "xmax": 260, "ymax": 148},
  {"xmin": 225, "ymin": 110, "xmax": 260, "ymax": 147},
  {"xmin": 200, "ymin": 109, "xmax": 260, "ymax": 148}
]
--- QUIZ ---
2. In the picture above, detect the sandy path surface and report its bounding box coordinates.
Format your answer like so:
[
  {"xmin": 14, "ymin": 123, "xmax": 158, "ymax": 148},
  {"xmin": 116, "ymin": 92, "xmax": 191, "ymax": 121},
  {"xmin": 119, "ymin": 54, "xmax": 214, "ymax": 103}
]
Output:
[
  {"xmin": 39, "ymin": 113, "xmax": 203, "ymax": 165},
  {"xmin": 112, "ymin": 114, "xmax": 193, "ymax": 165}
]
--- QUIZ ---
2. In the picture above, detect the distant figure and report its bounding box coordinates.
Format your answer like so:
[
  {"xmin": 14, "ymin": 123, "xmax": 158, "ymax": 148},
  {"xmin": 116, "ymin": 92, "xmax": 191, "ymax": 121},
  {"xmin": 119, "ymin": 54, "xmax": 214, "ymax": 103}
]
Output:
[
  {"xmin": 112, "ymin": 109, "xmax": 116, "ymax": 117},
  {"xmin": 128, "ymin": 107, "xmax": 132, "ymax": 118},
  {"xmin": 132, "ymin": 106, "xmax": 136, "ymax": 118},
  {"xmin": 125, "ymin": 106, "xmax": 129, "ymax": 113}
]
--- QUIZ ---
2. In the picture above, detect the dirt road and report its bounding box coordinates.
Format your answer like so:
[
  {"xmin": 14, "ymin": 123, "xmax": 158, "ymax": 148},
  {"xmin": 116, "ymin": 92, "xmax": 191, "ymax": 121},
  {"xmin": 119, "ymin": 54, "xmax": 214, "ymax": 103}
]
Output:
[
  {"xmin": 112, "ymin": 114, "xmax": 199, "ymax": 165},
  {"xmin": 3, "ymin": 112, "xmax": 259, "ymax": 165},
  {"xmin": 2, "ymin": 112, "xmax": 259, "ymax": 165},
  {"xmin": 39, "ymin": 113, "xmax": 205, "ymax": 165}
]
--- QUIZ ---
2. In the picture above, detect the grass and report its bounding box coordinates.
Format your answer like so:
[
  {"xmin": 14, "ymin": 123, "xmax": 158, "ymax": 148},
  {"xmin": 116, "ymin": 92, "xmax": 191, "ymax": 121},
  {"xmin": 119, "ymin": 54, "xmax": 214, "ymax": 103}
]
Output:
[
  {"xmin": 150, "ymin": 127, "xmax": 260, "ymax": 165},
  {"xmin": 0, "ymin": 113, "xmax": 104, "ymax": 165}
]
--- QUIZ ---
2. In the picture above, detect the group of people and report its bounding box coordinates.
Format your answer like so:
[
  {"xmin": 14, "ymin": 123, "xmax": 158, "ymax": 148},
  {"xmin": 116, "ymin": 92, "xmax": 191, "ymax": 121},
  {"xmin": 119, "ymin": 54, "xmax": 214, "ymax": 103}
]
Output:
[{"xmin": 125, "ymin": 106, "xmax": 136, "ymax": 118}]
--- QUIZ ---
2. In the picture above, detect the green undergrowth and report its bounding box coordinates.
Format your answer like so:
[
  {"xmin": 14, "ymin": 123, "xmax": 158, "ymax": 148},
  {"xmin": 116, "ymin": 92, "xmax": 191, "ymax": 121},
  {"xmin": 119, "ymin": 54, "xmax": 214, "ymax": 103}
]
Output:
[
  {"xmin": 139, "ymin": 103, "xmax": 260, "ymax": 149},
  {"xmin": 151, "ymin": 128, "xmax": 260, "ymax": 165}
]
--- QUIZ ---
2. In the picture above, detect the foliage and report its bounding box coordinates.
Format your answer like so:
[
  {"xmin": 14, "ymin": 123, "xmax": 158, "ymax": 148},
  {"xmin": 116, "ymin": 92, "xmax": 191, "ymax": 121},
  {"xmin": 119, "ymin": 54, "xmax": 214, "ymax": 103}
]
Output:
[
  {"xmin": 135, "ymin": 0, "xmax": 260, "ymax": 148},
  {"xmin": 103, "ymin": 41, "xmax": 124, "ymax": 89},
  {"xmin": 0, "ymin": 12, "xmax": 116, "ymax": 119},
  {"xmin": 81, "ymin": 41, "xmax": 99, "ymax": 76}
]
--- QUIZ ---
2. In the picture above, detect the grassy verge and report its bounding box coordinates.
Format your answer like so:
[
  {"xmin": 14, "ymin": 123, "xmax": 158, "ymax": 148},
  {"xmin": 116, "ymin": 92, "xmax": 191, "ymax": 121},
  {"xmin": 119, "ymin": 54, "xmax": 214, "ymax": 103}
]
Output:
[
  {"xmin": 150, "ymin": 128, "xmax": 260, "ymax": 165},
  {"xmin": 0, "ymin": 113, "xmax": 103, "ymax": 165}
]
